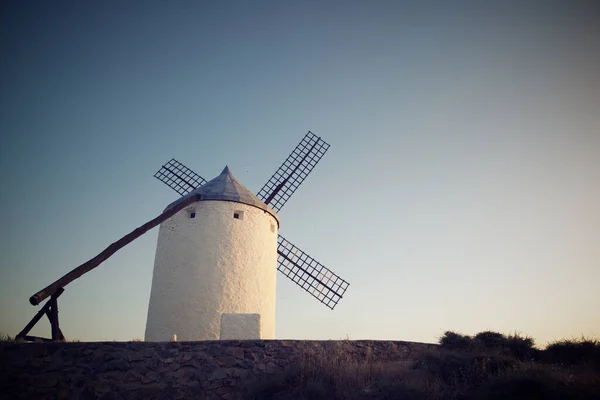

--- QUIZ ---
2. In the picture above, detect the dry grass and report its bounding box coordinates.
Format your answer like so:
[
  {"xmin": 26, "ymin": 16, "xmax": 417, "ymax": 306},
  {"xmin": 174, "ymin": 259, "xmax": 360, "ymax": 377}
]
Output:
[
  {"xmin": 244, "ymin": 332, "xmax": 600, "ymax": 400},
  {"xmin": 0, "ymin": 333, "xmax": 15, "ymax": 342},
  {"xmin": 245, "ymin": 342, "xmax": 430, "ymax": 399}
]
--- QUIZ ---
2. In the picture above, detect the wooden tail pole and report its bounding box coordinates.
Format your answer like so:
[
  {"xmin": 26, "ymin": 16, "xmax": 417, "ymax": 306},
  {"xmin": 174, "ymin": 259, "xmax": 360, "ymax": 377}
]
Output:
[{"xmin": 29, "ymin": 194, "xmax": 201, "ymax": 306}]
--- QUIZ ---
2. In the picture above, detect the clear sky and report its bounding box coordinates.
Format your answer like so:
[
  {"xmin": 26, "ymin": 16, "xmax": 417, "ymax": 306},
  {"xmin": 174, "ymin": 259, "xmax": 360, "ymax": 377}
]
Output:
[{"xmin": 1, "ymin": 1, "xmax": 598, "ymax": 346}]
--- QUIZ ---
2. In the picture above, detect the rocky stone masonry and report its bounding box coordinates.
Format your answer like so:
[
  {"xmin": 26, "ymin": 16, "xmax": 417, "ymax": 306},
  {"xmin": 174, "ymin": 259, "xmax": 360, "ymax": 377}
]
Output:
[{"xmin": 0, "ymin": 340, "xmax": 436, "ymax": 400}]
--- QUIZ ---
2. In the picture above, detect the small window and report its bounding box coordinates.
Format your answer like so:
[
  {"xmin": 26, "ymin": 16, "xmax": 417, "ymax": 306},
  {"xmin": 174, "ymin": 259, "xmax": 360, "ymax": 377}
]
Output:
[
  {"xmin": 190, "ymin": 212, "xmax": 196, "ymax": 219},
  {"xmin": 233, "ymin": 210, "xmax": 244, "ymax": 220},
  {"xmin": 187, "ymin": 208, "xmax": 196, "ymax": 219}
]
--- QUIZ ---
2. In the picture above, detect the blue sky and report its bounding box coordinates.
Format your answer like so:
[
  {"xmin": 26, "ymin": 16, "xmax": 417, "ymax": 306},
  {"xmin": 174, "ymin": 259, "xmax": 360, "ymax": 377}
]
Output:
[{"xmin": 1, "ymin": 1, "xmax": 598, "ymax": 345}]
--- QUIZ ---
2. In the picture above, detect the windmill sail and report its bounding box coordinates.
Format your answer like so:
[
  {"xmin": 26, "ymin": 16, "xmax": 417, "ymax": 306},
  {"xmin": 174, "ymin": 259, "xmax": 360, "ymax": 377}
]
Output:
[
  {"xmin": 257, "ymin": 131, "xmax": 330, "ymax": 213},
  {"xmin": 277, "ymin": 235, "xmax": 349, "ymax": 309},
  {"xmin": 154, "ymin": 158, "xmax": 208, "ymax": 196}
]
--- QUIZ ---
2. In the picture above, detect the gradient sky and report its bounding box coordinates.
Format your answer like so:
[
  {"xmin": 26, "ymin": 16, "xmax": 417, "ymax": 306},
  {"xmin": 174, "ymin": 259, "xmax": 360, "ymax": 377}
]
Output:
[{"xmin": 1, "ymin": 1, "xmax": 598, "ymax": 346}]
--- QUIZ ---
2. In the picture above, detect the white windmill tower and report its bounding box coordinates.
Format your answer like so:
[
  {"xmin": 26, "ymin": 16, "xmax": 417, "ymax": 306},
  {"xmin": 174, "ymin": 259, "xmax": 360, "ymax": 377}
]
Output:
[
  {"xmin": 21, "ymin": 131, "xmax": 349, "ymax": 343},
  {"xmin": 145, "ymin": 132, "xmax": 350, "ymax": 341},
  {"xmin": 144, "ymin": 166, "xmax": 280, "ymax": 341}
]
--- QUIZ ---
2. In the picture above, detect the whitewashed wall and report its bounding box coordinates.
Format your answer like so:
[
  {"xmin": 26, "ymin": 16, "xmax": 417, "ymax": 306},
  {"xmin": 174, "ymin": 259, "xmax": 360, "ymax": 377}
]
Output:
[{"xmin": 144, "ymin": 200, "xmax": 279, "ymax": 341}]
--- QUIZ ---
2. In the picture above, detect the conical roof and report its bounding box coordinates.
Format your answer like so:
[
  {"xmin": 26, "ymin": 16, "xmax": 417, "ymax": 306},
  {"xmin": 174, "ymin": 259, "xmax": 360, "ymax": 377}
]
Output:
[{"xmin": 164, "ymin": 166, "xmax": 279, "ymax": 224}]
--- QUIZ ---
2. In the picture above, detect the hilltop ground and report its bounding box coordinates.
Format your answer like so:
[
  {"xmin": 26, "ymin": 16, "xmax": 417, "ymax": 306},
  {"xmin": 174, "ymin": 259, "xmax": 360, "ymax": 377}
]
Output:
[
  {"xmin": 1, "ymin": 331, "xmax": 599, "ymax": 399},
  {"xmin": 243, "ymin": 331, "xmax": 600, "ymax": 400}
]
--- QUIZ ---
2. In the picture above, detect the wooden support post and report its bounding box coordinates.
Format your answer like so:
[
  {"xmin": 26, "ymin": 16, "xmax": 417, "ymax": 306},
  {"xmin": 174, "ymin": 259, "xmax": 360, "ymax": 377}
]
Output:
[
  {"xmin": 16, "ymin": 300, "xmax": 52, "ymax": 340},
  {"xmin": 16, "ymin": 288, "xmax": 64, "ymax": 341},
  {"xmin": 48, "ymin": 293, "xmax": 60, "ymax": 341}
]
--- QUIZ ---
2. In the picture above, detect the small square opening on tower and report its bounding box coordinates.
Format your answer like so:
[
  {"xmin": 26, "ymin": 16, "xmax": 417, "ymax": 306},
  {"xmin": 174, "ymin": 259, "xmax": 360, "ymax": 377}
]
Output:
[
  {"xmin": 187, "ymin": 208, "xmax": 196, "ymax": 219},
  {"xmin": 233, "ymin": 210, "xmax": 244, "ymax": 220}
]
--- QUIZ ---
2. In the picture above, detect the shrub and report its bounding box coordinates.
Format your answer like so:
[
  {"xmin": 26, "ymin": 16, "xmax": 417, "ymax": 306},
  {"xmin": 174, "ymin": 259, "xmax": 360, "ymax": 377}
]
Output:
[
  {"xmin": 439, "ymin": 331, "xmax": 479, "ymax": 352},
  {"xmin": 470, "ymin": 367, "xmax": 600, "ymax": 400},
  {"xmin": 442, "ymin": 330, "xmax": 538, "ymax": 361},
  {"xmin": 471, "ymin": 369, "xmax": 565, "ymax": 400},
  {"xmin": 544, "ymin": 337, "xmax": 600, "ymax": 370},
  {"xmin": 503, "ymin": 333, "xmax": 537, "ymax": 361},
  {"xmin": 474, "ymin": 331, "xmax": 506, "ymax": 348}
]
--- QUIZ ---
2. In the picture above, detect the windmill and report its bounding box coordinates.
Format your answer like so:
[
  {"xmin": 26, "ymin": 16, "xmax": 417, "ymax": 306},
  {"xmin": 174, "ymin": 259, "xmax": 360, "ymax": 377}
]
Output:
[
  {"xmin": 145, "ymin": 131, "xmax": 350, "ymax": 341},
  {"xmin": 18, "ymin": 131, "xmax": 349, "ymax": 342}
]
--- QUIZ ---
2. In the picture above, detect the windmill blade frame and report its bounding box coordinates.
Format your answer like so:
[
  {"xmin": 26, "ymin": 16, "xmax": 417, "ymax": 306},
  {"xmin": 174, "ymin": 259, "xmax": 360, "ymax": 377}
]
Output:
[
  {"xmin": 154, "ymin": 158, "xmax": 208, "ymax": 196},
  {"xmin": 277, "ymin": 235, "xmax": 349, "ymax": 310},
  {"xmin": 152, "ymin": 138, "xmax": 349, "ymax": 311},
  {"xmin": 257, "ymin": 131, "xmax": 330, "ymax": 213}
]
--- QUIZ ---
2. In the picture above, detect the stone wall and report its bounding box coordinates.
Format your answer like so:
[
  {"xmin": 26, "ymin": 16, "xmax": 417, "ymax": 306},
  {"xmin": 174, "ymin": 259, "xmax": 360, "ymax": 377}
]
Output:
[{"xmin": 0, "ymin": 340, "xmax": 436, "ymax": 400}]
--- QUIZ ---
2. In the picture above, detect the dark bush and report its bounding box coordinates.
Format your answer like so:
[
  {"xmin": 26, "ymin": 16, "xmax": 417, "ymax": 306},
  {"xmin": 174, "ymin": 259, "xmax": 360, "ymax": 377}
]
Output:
[
  {"xmin": 544, "ymin": 338, "xmax": 600, "ymax": 369},
  {"xmin": 469, "ymin": 368, "xmax": 600, "ymax": 400},
  {"xmin": 474, "ymin": 331, "xmax": 506, "ymax": 348},
  {"xmin": 442, "ymin": 330, "xmax": 537, "ymax": 361},
  {"xmin": 439, "ymin": 331, "xmax": 479, "ymax": 352},
  {"xmin": 503, "ymin": 333, "xmax": 537, "ymax": 361}
]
